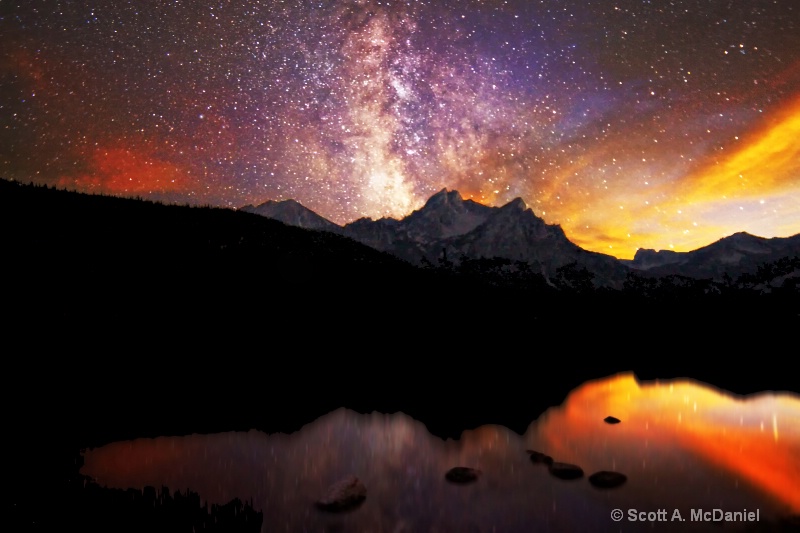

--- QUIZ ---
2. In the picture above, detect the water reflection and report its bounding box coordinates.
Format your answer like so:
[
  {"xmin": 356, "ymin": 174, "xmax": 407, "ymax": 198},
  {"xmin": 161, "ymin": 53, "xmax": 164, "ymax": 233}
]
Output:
[{"xmin": 82, "ymin": 373, "xmax": 800, "ymax": 532}]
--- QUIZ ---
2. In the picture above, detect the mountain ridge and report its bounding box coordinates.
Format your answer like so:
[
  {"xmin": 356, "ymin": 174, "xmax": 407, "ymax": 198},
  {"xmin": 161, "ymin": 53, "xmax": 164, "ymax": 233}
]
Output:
[
  {"xmin": 337, "ymin": 188, "xmax": 631, "ymax": 287},
  {"xmin": 625, "ymin": 231, "xmax": 800, "ymax": 281},
  {"xmin": 2, "ymin": 178, "xmax": 796, "ymax": 292},
  {"xmin": 241, "ymin": 188, "xmax": 799, "ymax": 288}
]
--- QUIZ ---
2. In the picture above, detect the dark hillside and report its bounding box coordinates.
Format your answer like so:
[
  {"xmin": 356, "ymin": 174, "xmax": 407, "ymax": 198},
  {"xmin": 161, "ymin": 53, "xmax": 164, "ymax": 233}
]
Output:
[{"xmin": 1, "ymin": 179, "xmax": 796, "ymax": 447}]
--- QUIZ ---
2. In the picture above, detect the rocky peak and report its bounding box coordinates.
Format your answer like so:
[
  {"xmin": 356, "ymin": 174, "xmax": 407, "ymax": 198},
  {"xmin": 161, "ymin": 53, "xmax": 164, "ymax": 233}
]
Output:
[
  {"xmin": 403, "ymin": 188, "xmax": 491, "ymax": 239},
  {"xmin": 421, "ymin": 188, "xmax": 465, "ymax": 210},
  {"xmin": 628, "ymin": 248, "xmax": 684, "ymax": 270},
  {"xmin": 502, "ymin": 197, "xmax": 528, "ymax": 211},
  {"xmin": 240, "ymin": 198, "xmax": 340, "ymax": 232}
]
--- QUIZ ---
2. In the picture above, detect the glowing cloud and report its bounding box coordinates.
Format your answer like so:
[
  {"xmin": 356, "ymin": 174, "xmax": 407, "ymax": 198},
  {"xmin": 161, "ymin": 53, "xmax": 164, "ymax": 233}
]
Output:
[{"xmin": 58, "ymin": 147, "xmax": 189, "ymax": 196}]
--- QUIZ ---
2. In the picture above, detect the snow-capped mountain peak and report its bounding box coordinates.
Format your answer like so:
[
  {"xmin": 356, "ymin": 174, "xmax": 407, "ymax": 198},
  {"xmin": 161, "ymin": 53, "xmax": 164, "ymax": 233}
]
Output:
[{"xmin": 240, "ymin": 199, "xmax": 341, "ymax": 233}]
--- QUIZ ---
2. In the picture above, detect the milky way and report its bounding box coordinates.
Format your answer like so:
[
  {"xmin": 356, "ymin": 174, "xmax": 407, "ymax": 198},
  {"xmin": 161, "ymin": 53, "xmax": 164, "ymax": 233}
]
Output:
[{"xmin": 2, "ymin": 0, "xmax": 799, "ymax": 258}]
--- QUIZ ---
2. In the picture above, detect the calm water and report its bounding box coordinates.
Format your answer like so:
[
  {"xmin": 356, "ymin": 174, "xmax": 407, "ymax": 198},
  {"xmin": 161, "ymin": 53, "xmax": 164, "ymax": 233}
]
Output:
[{"xmin": 82, "ymin": 372, "xmax": 800, "ymax": 532}]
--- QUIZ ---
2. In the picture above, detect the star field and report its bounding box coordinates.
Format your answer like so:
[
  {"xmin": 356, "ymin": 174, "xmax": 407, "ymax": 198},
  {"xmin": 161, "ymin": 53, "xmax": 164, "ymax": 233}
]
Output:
[{"xmin": 2, "ymin": 0, "xmax": 799, "ymax": 258}]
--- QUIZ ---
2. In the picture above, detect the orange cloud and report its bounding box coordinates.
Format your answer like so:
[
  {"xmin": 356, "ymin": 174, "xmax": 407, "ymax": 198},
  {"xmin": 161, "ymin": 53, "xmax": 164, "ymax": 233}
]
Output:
[
  {"xmin": 557, "ymin": 96, "xmax": 800, "ymax": 258},
  {"xmin": 59, "ymin": 147, "xmax": 189, "ymax": 196},
  {"xmin": 675, "ymin": 97, "xmax": 800, "ymax": 203},
  {"xmin": 549, "ymin": 374, "xmax": 800, "ymax": 513}
]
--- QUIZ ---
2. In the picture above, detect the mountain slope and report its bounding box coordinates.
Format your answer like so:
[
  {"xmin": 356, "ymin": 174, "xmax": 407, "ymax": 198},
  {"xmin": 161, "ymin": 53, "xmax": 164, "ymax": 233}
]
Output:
[
  {"xmin": 627, "ymin": 231, "xmax": 800, "ymax": 281},
  {"xmin": 0, "ymin": 179, "xmax": 484, "ymax": 341},
  {"xmin": 437, "ymin": 196, "xmax": 628, "ymax": 287},
  {"xmin": 401, "ymin": 188, "xmax": 495, "ymax": 240},
  {"xmin": 339, "ymin": 188, "xmax": 495, "ymax": 264}
]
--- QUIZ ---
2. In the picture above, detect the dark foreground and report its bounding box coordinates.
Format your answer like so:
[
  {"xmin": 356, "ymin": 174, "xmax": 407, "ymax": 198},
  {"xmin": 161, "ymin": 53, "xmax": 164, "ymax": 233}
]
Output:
[{"xmin": 7, "ymin": 305, "xmax": 797, "ymax": 531}]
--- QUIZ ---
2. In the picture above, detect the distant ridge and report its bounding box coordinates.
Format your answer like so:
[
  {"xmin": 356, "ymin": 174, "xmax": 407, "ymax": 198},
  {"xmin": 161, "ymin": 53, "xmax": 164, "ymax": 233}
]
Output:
[{"xmin": 624, "ymin": 231, "xmax": 800, "ymax": 281}]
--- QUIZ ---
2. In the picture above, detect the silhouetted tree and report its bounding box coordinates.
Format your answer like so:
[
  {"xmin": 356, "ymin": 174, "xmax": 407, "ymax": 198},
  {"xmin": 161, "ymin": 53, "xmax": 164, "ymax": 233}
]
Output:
[
  {"xmin": 437, "ymin": 247, "xmax": 454, "ymax": 270},
  {"xmin": 555, "ymin": 261, "xmax": 595, "ymax": 293}
]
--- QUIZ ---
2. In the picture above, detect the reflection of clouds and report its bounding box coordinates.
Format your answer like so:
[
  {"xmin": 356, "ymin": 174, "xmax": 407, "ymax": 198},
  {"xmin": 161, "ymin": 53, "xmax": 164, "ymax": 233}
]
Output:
[
  {"xmin": 83, "ymin": 374, "xmax": 800, "ymax": 532},
  {"xmin": 535, "ymin": 374, "xmax": 800, "ymax": 522}
]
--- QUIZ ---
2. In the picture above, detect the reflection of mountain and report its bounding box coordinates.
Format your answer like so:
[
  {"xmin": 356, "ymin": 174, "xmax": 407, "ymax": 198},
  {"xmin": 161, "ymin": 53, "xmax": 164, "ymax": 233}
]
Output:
[{"xmin": 78, "ymin": 374, "xmax": 800, "ymax": 533}]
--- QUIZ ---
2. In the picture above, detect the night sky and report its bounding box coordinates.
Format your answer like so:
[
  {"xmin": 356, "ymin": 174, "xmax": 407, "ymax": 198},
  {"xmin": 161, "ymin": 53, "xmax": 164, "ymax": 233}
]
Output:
[{"xmin": 2, "ymin": 0, "xmax": 799, "ymax": 258}]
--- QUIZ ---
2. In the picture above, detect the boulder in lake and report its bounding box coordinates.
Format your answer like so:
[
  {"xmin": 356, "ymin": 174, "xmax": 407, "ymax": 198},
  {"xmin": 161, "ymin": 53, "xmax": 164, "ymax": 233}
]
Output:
[
  {"xmin": 315, "ymin": 475, "xmax": 367, "ymax": 512},
  {"xmin": 549, "ymin": 462, "xmax": 584, "ymax": 480},
  {"xmin": 588, "ymin": 470, "xmax": 627, "ymax": 489},
  {"xmin": 526, "ymin": 450, "xmax": 554, "ymax": 465},
  {"xmin": 445, "ymin": 466, "xmax": 481, "ymax": 483}
]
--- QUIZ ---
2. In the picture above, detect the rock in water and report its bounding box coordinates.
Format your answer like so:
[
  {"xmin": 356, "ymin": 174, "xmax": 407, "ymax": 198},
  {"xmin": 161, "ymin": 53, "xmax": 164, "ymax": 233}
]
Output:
[
  {"xmin": 549, "ymin": 462, "xmax": 584, "ymax": 480},
  {"xmin": 445, "ymin": 466, "xmax": 481, "ymax": 483},
  {"xmin": 315, "ymin": 475, "xmax": 367, "ymax": 512},
  {"xmin": 588, "ymin": 471, "xmax": 627, "ymax": 488},
  {"xmin": 526, "ymin": 450, "xmax": 554, "ymax": 465},
  {"xmin": 604, "ymin": 416, "xmax": 621, "ymax": 424}
]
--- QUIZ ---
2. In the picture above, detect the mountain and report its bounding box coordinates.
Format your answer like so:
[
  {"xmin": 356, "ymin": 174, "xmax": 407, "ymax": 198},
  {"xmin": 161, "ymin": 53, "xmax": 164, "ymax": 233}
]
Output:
[
  {"xmin": 339, "ymin": 189, "xmax": 627, "ymax": 287},
  {"xmin": 400, "ymin": 188, "xmax": 495, "ymax": 240},
  {"xmin": 3, "ymin": 178, "xmax": 797, "ymax": 442},
  {"xmin": 621, "ymin": 248, "xmax": 684, "ymax": 270},
  {"xmin": 340, "ymin": 188, "xmax": 495, "ymax": 264},
  {"xmin": 239, "ymin": 198, "xmax": 341, "ymax": 233},
  {"xmin": 626, "ymin": 231, "xmax": 800, "ymax": 283},
  {"xmin": 241, "ymin": 188, "xmax": 799, "ymax": 290},
  {"xmin": 430, "ymin": 195, "xmax": 628, "ymax": 287}
]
